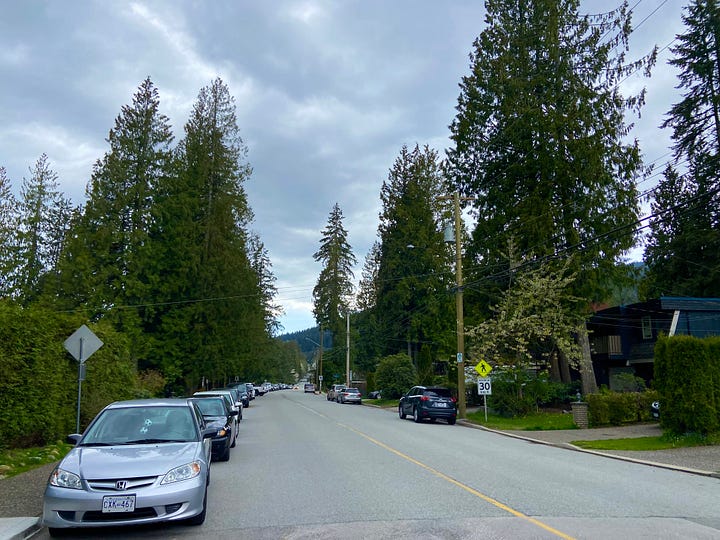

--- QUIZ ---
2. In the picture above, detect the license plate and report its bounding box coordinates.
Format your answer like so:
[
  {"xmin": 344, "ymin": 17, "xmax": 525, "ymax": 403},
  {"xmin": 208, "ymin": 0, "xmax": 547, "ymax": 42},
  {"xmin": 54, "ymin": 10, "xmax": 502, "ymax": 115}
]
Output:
[
  {"xmin": 435, "ymin": 402, "xmax": 448, "ymax": 408},
  {"xmin": 102, "ymin": 495, "xmax": 136, "ymax": 513}
]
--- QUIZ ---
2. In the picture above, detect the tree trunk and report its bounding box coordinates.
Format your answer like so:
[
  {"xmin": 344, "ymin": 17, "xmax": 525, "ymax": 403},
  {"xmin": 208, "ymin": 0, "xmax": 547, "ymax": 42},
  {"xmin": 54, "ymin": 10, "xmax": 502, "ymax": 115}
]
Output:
[
  {"xmin": 576, "ymin": 323, "xmax": 597, "ymax": 395},
  {"xmin": 559, "ymin": 348, "xmax": 572, "ymax": 384},
  {"xmin": 549, "ymin": 350, "xmax": 561, "ymax": 382}
]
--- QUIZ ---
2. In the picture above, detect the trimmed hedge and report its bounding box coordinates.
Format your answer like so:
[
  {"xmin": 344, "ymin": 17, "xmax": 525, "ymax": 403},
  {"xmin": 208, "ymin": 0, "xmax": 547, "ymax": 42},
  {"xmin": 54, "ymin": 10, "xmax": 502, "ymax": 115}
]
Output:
[
  {"xmin": 0, "ymin": 301, "xmax": 137, "ymax": 448},
  {"xmin": 654, "ymin": 335, "xmax": 720, "ymax": 435},
  {"xmin": 587, "ymin": 390, "xmax": 659, "ymax": 426}
]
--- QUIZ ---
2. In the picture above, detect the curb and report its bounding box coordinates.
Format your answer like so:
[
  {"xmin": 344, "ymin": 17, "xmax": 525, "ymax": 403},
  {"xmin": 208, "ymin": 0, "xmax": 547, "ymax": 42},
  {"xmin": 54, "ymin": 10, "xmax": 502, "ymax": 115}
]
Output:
[
  {"xmin": 457, "ymin": 419, "xmax": 720, "ymax": 478},
  {"xmin": 0, "ymin": 517, "xmax": 41, "ymax": 540}
]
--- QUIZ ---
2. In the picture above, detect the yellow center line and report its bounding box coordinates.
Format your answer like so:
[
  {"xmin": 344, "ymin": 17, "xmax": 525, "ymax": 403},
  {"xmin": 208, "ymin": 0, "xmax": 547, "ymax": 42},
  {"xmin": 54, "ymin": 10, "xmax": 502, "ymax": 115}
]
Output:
[{"xmin": 340, "ymin": 422, "xmax": 576, "ymax": 540}]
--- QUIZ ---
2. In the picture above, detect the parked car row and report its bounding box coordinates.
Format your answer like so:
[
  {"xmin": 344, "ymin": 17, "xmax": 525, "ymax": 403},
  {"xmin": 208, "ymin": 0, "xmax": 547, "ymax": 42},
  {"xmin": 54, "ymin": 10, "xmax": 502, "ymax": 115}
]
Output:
[{"xmin": 41, "ymin": 382, "xmax": 293, "ymax": 536}]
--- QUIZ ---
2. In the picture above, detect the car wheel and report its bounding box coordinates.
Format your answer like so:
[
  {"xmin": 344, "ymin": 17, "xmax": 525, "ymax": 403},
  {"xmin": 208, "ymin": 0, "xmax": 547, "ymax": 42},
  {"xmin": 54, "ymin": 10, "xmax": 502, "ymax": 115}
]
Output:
[
  {"xmin": 219, "ymin": 441, "xmax": 231, "ymax": 462},
  {"xmin": 185, "ymin": 485, "xmax": 207, "ymax": 526},
  {"xmin": 448, "ymin": 417, "xmax": 456, "ymax": 425},
  {"xmin": 399, "ymin": 405, "xmax": 406, "ymax": 419},
  {"xmin": 413, "ymin": 407, "xmax": 422, "ymax": 423}
]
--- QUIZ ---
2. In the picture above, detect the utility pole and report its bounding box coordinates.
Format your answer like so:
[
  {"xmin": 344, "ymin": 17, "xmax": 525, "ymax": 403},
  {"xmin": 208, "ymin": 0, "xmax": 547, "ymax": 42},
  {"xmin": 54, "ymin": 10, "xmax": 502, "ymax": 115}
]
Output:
[
  {"xmin": 441, "ymin": 191, "xmax": 473, "ymax": 419},
  {"xmin": 346, "ymin": 312, "xmax": 350, "ymax": 387},
  {"xmin": 452, "ymin": 192, "xmax": 466, "ymax": 419},
  {"xmin": 318, "ymin": 326, "xmax": 323, "ymax": 391}
]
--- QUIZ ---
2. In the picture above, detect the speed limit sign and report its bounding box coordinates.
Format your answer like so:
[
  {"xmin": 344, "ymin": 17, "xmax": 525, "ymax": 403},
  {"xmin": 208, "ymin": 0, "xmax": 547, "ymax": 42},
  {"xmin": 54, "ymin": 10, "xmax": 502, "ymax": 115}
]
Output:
[{"xmin": 477, "ymin": 378, "xmax": 492, "ymax": 395}]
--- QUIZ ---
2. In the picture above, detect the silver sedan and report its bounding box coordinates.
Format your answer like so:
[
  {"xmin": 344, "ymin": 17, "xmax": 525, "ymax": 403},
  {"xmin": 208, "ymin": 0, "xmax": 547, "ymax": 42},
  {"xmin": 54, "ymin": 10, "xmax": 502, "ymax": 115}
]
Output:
[
  {"xmin": 42, "ymin": 399, "xmax": 213, "ymax": 535},
  {"xmin": 338, "ymin": 387, "xmax": 362, "ymax": 404}
]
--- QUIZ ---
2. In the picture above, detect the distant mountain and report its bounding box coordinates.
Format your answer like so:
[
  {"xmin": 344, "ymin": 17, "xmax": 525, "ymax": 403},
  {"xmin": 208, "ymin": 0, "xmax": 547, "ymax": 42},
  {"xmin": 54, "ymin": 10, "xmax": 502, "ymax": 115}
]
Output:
[{"xmin": 279, "ymin": 327, "xmax": 333, "ymax": 362}]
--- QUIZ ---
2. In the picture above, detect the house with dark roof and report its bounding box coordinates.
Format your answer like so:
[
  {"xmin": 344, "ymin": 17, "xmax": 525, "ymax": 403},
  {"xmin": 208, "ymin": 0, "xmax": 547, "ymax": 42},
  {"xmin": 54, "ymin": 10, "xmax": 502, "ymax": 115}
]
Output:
[{"xmin": 587, "ymin": 297, "xmax": 720, "ymax": 389}]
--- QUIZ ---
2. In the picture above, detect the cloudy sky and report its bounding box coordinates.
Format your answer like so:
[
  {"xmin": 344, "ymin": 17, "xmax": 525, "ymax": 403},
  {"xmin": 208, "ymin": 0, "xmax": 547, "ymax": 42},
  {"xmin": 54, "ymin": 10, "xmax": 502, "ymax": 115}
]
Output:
[{"xmin": 1, "ymin": 1, "xmax": 686, "ymax": 333}]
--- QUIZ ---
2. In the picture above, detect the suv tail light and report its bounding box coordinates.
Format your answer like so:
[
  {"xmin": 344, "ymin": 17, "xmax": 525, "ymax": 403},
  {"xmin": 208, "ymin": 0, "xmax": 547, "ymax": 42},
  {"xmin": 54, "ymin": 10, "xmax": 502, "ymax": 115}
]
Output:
[
  {"xmin": 451, "ymin": 397, "xmax": 457, "ymax": 403},
  {"xmin": 420, "ymin": 396, "xmax": 430, "ymax": 401}
]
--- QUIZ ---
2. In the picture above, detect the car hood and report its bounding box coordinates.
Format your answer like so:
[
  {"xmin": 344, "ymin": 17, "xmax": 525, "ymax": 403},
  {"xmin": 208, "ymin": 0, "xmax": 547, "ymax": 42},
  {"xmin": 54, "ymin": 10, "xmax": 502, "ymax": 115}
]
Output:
[
  {"xmin": 62, "ymin": 443, "xmax": 202, "ymax": 479},
  {"xmin": 204, "ymin": 417, "xmax": 229, "ymax": 429}
]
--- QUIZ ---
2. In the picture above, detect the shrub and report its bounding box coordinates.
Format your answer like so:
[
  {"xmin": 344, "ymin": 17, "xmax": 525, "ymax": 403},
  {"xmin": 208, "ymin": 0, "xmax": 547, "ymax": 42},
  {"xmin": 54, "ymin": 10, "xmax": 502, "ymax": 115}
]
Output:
[
  {"xmin": 487, "ymin": 368, "xmax": 568, "ymax": 417},
  {"xmin": 587, "ymin": 390, "xmax": 659, "ymax": 426},
  {"xmin": 374, "ymin": 353, "xmax": 417, "ymax": 399},
  {"xmin": 655, "ymin": 335, "xmax": 720, "ymax": 435}
]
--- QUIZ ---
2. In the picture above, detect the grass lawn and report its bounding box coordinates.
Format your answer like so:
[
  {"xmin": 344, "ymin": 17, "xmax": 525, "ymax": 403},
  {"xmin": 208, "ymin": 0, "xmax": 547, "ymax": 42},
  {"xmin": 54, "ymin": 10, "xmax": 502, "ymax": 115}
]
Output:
[
  {"xmin": 465, "ymin": 410, "xmax": 578, "ymax": 431},
  {"xmin": 572, "ymin": 432, "xmax": 720, "ymax": 451},
  {"xmin": 0, "ymin": 441, "xmax": 72, "ymax": 479}
]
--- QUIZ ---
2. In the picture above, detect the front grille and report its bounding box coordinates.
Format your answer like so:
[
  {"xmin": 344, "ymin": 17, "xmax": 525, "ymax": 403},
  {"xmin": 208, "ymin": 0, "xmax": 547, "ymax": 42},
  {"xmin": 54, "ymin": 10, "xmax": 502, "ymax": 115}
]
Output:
[
  {"xmin": 82, "ymin": 507, "xmax": 158, "ymax": 522},
  {"xmin": 87, "ymin": 476, "xmax": 159, "ymax": 491}
]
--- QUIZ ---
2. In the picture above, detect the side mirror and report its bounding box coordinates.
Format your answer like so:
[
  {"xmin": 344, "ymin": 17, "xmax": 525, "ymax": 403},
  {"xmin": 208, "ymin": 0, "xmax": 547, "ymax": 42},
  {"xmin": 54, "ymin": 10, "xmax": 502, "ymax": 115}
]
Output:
[{"xmin": 66, "ymin": 434, "xmax": 82, "ymax": 445}]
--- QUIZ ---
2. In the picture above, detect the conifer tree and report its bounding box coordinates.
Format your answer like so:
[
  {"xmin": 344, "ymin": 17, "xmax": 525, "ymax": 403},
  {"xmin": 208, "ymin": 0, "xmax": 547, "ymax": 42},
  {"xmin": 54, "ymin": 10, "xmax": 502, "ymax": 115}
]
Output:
[
  {"xmin": 374, "ymin": 145, "xmax": 453, "ymax": 375},
  {"xmin": 53, "ymin": 77, "xmax": 175, "ymax": 376},
  {"xmin": 157, "ymin": 77, "xmax": 260, "ymax": 388},
  {"xmin": 17, "ymin": 154, "xmax": 72, "ymax": 302},
  {"xmin": 0, "ymin": 167, "xmax": 20, "ymax": 298},
  {"xmin": 644, "ymin": 0, "xmax": 720, "ymax": 296},
  {"xmin": 313, "ymin": 203, "xmax": 356, "ymax": 381},
  {"xmin": 446, "ymin": 0, "xmax": 655, "ymax": 393}
]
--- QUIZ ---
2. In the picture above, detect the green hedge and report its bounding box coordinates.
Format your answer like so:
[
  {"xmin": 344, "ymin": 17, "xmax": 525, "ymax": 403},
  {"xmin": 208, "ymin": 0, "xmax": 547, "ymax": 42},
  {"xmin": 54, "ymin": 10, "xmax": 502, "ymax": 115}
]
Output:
[
  {"xmin": 654, "ymin": 335, "xmax": 720, "ymax": 435},
  {"xmin": 0, "ymin": 301, "xmax": 137, "ymax": 448},
  {"xmin": 587, "ymin": 390, "xmax": 659, "ymax": 426}
]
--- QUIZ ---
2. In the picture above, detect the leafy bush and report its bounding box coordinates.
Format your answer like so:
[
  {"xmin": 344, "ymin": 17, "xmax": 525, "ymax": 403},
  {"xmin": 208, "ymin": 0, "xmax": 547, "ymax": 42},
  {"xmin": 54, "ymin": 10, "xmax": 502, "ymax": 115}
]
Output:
[
  {"xmin": 655, "ymin": 335, "xmax": 720, "ymax": 435},
  {"xmin": 487, "ymin": 368, "xmax": 568, "ymax": 417},
  {"xmin": 374, "ymin": 353, "xmax": 417, "ymax": 399},
  {"xmin": 0, "ymin": 301, "xmax": 138, "ymax": 448},
  {"xmin": 586, "ymin": 390, "xmax": 659, "ymax": 426}
]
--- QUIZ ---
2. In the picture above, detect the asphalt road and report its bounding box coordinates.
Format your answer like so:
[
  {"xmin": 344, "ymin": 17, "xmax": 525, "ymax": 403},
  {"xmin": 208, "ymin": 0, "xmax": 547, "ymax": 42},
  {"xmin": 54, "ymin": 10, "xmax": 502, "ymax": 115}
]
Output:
[{"xmin": 22, "ymin": 391, "xmax": 720, "ymax": 539}]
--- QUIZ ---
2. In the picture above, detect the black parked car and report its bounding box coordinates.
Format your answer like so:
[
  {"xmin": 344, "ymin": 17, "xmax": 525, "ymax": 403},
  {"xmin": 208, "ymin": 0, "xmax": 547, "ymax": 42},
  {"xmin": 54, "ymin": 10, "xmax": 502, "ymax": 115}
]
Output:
[
  {"xmin": 189, "ymin": 396, "xmax": 237, "ymax": 461},
  {"xmin": 399, "ymin": 386, "xmax": 457, "ymax": 425},
  {"xmin": 225, "ymin": 384, "xmax": 250, "ymax": 407}
]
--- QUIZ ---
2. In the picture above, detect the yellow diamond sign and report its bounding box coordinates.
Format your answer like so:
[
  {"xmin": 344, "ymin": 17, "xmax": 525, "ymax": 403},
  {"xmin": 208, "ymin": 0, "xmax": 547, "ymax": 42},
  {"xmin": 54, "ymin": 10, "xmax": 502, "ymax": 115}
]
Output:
[{"xmin": 475, "ymin": 360, "xmax": 493, "ymax": 378}]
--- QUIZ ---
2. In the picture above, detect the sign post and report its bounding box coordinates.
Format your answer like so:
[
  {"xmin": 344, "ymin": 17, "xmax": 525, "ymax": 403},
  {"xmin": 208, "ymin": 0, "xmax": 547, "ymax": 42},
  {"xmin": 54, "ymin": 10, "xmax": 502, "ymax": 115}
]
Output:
[
  {"xmin": 475, "ymin": 360, "xmax": 493, "ymax": 422},
  {"xmin": 64, "ymin": 325, "xmax": 104, "ymax": 433}
]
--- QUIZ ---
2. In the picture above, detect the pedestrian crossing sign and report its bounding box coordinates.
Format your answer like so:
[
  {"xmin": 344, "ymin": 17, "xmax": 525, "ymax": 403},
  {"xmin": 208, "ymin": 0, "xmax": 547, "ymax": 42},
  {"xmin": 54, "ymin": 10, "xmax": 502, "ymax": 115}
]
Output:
[{"xmin": 475, "ymin": 359, "xmax": 492, "ymax": 378}]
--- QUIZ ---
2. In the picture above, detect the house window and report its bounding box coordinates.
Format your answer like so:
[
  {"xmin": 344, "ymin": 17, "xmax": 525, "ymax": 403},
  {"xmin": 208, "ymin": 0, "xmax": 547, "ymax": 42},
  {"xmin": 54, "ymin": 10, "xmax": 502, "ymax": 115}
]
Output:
[{"xmin": 641, "ymin": 316, "xmax": 652, "ymax": 340}]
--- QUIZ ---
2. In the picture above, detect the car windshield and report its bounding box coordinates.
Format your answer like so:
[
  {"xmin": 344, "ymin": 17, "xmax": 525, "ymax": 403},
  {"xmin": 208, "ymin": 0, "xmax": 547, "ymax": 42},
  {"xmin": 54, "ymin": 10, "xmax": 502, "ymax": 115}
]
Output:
[
  {"xmin": 194, "ymin": 398, "xmax": 226, "ymax": 417},
  {"xmin": 345, "ymin": 388, "xmax": 359, "ymax": 393},
  {"xmin": 81, "ymin": 406, "xmax": 198, "ymax": 445}
]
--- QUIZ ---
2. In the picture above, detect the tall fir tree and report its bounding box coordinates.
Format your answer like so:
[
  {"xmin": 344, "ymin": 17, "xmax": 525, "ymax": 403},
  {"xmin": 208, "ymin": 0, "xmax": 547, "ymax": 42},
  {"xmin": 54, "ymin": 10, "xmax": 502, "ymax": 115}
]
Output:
[
  {"xmin": 155, "ymin": 77, "xmax": 261, "ymax": 390},
  {"xmin": 55, "ymin": 78, "xmax": 175, "ymax": 357},
  {"xmin": 248, "ymin": 232, "xmax": 282, "ymax": 337},
  {"xmin": 0, "ymin": 167, "xmax": 20, "ymax": 298},
  {"xmin": 17, "ymin": 154, "xmax": 73, "ymax": 303},
  {"xmin": 644, "ymin": 0, "xmax": 720, "ymax": 296},
  {"xmin": 446, "ymin": 0, "xmax": 655, "ymax": 393},
  {"xmin": 313, "ymin": 203, "xmax": 356, "ymax": 382},
  {"xmin": 374, "ymin": 144, "xmax": 453, "ymax": 380},
  {"xmin": 354, "ymin": 240, "xmax": 383, "ymax": 374}
]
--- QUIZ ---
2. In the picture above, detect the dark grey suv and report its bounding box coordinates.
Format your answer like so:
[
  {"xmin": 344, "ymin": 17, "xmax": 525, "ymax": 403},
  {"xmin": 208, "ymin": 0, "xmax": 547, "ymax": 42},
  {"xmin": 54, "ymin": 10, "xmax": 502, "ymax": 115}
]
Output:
[{"xmin": 399, "ymin": 386, "xmax": 457, "ymax": 425}]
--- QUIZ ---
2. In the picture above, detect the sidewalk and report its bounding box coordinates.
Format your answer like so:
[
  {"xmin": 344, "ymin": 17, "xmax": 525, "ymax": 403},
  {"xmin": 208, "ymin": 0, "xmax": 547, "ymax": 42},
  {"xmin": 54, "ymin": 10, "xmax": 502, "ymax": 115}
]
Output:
[
  {"xmin": 2, "ymin": 420, "xmax": 719, "ymax": 539},
  {"xmin": 460, "ymin": 420, "xmax": 720, "ymax": 477}
]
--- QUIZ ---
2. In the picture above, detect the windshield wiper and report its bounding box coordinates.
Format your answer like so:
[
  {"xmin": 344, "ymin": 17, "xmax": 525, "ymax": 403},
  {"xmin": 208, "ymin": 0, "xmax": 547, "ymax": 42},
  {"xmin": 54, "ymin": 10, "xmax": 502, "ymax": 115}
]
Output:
[
  {"xmin": 78, "ymin": 442, "xmax": 116, "ymax": 447},
  {"xmin": 122, "ymin": 438, "xmax": 188, "ymax": 444}
]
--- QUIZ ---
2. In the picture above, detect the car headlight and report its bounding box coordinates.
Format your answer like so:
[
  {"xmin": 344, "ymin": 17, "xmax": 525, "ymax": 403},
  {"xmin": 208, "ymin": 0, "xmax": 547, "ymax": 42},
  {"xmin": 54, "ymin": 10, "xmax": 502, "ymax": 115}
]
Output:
[
  {"xmin": 49, "ymin": 468, "xmax": 82, "ymax": 489},
  {"xmin": 161, "ymin": 461, "xmax": 202, "ymax": 484},
  {"xmin": 216, "ymin": 428, "xmax": 228, "ymax": 437}
]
